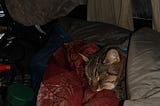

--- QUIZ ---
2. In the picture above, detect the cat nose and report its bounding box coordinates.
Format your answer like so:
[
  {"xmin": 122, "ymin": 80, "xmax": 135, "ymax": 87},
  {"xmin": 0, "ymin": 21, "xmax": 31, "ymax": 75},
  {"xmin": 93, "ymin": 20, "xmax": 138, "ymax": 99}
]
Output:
[{"xmin": 91, "ymin": 85, "xmax": 102, "ymax": 92}]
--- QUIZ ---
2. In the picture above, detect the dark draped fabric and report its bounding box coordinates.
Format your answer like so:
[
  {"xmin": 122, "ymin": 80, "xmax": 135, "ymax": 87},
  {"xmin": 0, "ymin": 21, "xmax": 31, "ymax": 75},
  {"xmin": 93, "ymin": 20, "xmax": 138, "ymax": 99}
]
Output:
[
  {"xmin": 132, "ymin": 0, "xmax": 152, "ymax": 19},
  {"xmin": 37, "ymin": 42, "xmax": 120, "ymax": 106}
]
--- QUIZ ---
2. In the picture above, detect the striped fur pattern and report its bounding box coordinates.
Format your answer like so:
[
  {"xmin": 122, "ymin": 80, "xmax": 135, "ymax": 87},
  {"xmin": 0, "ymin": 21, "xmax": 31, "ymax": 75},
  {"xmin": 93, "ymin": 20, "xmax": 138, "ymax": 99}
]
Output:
[{"xmin": 81, "ymin": 47, "xmax": 126, "ymax": 98}]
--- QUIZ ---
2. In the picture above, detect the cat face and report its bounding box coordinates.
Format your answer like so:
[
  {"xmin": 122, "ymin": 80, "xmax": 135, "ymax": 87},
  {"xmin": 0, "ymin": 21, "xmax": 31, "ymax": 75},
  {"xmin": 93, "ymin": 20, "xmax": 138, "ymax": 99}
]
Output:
[{"xmin": 80, "ymin": 48, "xmax": 121, "ymax": 92}]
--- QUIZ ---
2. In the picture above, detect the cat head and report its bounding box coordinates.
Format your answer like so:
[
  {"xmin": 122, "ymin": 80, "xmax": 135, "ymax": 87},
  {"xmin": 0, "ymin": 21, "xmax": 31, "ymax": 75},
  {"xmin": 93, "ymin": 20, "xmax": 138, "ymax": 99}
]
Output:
[
  {"xmin": 79, "ymin": 48, "xmax": 120, "ymax": 64},
  {"xmin": 79, "ymin": 48, "xmax": 121, "ymax": 91}
]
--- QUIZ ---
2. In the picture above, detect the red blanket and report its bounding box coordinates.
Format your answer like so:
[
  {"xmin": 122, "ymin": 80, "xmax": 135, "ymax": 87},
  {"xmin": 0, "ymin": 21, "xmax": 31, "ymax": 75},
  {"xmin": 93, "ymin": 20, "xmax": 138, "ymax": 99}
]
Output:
[{"xmin": 36, "ymin": 42, "xmax": 120, "ymax": 106}]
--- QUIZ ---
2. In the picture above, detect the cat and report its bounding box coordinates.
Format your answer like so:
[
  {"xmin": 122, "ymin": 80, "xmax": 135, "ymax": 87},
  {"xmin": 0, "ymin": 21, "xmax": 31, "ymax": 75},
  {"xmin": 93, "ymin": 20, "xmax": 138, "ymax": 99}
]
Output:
[{"xmin": 79, "ymin": 47, "xmax": 126, "ymax": 99}]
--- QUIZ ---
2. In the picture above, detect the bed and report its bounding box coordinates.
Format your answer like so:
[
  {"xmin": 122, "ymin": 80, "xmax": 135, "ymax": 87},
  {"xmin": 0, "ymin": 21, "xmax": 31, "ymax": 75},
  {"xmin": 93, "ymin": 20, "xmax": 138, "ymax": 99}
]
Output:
[{"xmin": 31, "ymin": 17, "xmax": 131, "ymax": 106}]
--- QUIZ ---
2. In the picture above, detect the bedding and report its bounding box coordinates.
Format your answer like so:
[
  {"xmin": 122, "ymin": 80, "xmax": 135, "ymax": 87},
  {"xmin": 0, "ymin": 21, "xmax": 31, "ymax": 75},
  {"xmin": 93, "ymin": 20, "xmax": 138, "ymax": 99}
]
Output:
[
  {"xmin": 124, "ymin": 98, "xmax": 160, "ymax": 106},
  {"xmin": 32, "ymin": 17, "xmax": 131, "ymax": 105},
  {"xmin": 57, "ymin": 17, "xmax": 131, "ymax": 48},
  {"xmin": 5, "ymin": 0, "xmax": 82, "ymax": 26},
  {"xmin": 127, "ymin": 27, "xmax": 160, "ymax": 100},
  {"xmin": 36, "ymin": 42, "xmax": 123, "ymax": 106}
]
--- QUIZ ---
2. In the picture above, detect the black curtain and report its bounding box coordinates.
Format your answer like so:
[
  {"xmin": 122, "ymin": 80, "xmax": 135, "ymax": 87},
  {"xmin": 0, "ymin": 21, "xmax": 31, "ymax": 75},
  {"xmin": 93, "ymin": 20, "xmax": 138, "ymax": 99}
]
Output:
[{"xmin": 132, "ymin": 0, "xmax": 152, "ymax": 19}]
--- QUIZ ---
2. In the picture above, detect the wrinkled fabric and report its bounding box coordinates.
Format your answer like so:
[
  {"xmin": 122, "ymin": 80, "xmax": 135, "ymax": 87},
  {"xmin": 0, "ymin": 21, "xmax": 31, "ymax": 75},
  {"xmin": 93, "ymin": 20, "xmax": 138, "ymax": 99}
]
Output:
[
  {"xmin": 37, "ymin": 57, "xmax": 82, "ymax": 106},
  {"xmin": 124, "ymin": 98, "xmax": 160, "ymax": 106},
  {"xmin": 30, "ymin": 22, "xmax": 72, "ymax": 106},
  {"xmin": 37, "ymin": 42, "xmax": 120, "ymax": 106},
  {"xmin": 57, "ymin": 17, "xmax": 131, "ymax": 48},
  {"xmin": 5, "ymin": 0, "xmax": 81, "ymax": 26},
  {"xmin": 127, "ymin": 27, "xmax": 160, "ymax": 100},
  {"xmin": 83, "ymin": 86, "xmax": 120, "ymax": 106}
]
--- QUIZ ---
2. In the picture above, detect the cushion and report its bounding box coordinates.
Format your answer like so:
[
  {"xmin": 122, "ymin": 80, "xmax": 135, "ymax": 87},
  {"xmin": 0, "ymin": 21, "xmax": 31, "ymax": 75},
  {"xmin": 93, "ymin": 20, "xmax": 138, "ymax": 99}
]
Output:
[
  {"xmin": 127, "ymin": 27, "xmax": 160, "ymax": 99},
  {"xmin": 124, "ymin": 98, "xmax": 160, "ymax": 106},
  {"xmin": 58, "ymin": 17, "xmax": 131, "ymax": 48}
]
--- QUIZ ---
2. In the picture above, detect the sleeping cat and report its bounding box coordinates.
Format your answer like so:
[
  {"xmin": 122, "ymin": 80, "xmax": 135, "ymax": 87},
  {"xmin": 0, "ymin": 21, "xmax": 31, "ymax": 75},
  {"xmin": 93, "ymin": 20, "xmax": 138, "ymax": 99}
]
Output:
[{"xmin": 79, "ymin": 47, "xmax": 126, "ymax": 99}]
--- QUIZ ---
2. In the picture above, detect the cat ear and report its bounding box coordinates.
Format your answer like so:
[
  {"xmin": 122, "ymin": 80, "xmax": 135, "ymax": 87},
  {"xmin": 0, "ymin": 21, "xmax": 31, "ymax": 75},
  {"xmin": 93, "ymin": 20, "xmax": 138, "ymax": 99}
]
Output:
[
  {"xmin": 79, "ymin": 53, "xmax": 89, "ymax": 62},
  {"xmin": 103, "ymin": 49, "xmax": 120, "ymax": 64}
]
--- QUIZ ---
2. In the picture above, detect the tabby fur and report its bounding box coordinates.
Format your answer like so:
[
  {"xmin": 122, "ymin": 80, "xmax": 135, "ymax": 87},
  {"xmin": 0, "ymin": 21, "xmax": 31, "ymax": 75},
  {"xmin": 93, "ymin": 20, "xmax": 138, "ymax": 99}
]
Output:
[{"xmin": 80, "ymin": 47, "xmax": 126, "ymax": 99}]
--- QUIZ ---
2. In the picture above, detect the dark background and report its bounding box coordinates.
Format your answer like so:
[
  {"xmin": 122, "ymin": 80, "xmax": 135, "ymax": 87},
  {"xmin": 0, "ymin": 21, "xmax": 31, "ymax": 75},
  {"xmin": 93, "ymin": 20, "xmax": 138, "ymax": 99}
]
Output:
[
  {"xmin": 0, "ymin": 1, "xmax": 153, "ymax": 31},
  {"xmin": 67, "ymin": 1, "xmax": 152, "ymax": 31}
]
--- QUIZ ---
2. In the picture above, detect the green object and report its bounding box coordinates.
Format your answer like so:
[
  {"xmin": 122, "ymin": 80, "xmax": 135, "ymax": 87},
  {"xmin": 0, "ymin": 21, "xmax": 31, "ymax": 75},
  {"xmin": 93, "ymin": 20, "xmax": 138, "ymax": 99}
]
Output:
[{"xmin": 7, "ymin": 84, "xmax": 34, "ymax": 106}]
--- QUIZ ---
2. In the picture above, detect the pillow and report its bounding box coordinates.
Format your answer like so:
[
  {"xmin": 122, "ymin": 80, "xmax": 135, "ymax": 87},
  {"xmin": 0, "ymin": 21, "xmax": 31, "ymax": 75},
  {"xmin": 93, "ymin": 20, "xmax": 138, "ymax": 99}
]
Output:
[
  {"xmin": 124, "ymin": 98, "xmax": 160, "ymax": 106},
  {"xmin": 58, "ymin": 17, "xmax": 131, "ymax": 48},
  {"xmin": 127, "ymin": 27, "xmax": 160, "ymax": 99}
]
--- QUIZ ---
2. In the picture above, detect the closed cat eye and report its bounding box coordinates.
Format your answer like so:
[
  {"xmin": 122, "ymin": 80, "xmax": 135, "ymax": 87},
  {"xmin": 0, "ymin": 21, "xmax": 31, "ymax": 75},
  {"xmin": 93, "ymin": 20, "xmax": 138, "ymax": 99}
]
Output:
[{"xmin": 107, "ymin": 71, "xmax": 118, "ymax": 75}]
